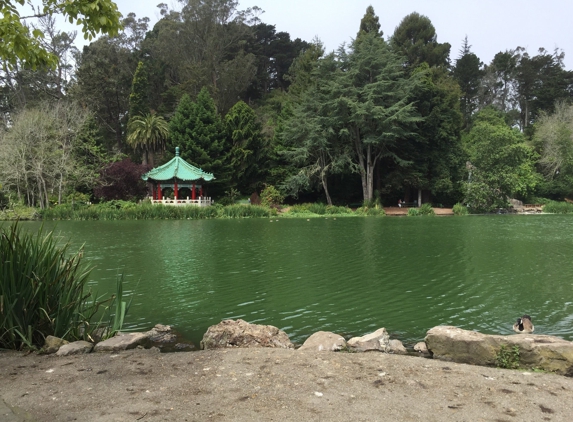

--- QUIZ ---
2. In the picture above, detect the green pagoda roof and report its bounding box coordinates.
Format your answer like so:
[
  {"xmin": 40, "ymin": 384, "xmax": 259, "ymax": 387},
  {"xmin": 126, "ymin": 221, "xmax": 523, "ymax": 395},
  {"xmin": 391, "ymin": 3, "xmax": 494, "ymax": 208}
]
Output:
[{"xmin": 142, "ymin": 147, "xmax": 215, "ymax": 182}]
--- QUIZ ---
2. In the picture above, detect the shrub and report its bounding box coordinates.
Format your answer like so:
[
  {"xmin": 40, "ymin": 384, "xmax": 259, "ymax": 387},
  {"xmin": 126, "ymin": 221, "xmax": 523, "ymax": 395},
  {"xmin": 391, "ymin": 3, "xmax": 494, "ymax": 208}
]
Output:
[
  {"xmin": 355, "ymin": 206, "xmax": 385, "ymax": 216},
  {"xmin": 407, "ymin": 207, "xmax": 419, "ymax": 216},
  {"xmin": 543, "ymin": 201, "xmax": 573, "ymax": 214},
  {"xmin": 0, "ymin": 223, "xmax": 128, "ymax": 350},
  {"xmin": 452, "ymin": 203, "xmax": 469, "ymax": 216},
  {"xmin": 260, "ymin": 185, "xmax": 284, "ymax": 207},
  {"xmin": 418, "ymin": 203, "xmax": 435, "ymax": 216},
  {"xmin": 94, "ymin": 159, "xmax": 150, "ymax": 201}
]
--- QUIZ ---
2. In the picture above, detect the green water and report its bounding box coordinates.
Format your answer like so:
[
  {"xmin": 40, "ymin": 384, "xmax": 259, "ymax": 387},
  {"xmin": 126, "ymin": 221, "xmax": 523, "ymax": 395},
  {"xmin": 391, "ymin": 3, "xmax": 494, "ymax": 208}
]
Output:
[{"xmin": 16, "ymin": 215, "xmax": 573, "ymax": 346}]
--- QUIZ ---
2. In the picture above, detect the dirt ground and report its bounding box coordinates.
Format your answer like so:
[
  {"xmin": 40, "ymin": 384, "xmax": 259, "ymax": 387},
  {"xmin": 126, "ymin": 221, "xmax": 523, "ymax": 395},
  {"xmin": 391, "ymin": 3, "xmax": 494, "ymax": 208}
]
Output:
[{"xmin": 1, "ymin": 348, "xmax": 572, "ymax": 422}]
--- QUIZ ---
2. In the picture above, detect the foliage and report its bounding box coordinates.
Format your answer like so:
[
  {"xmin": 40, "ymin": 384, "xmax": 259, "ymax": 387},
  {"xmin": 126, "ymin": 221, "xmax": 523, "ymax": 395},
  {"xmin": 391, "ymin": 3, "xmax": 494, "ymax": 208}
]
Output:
[
  {"xmin": 418, "ymin": 203, "xmax": 435, "ymax": 215},
  {"xmin": 93, "ymin": 159, "xmax": 150, "ymax": 201},
  {"xmin": 390, "ymin": 12, "xmax": 450, "ymax": 71},
  {"xmin": 39, "ymin": 202, "xmax": 276, "ymax": 220},
  {"xmin": 127, "ymin": 113, "xmax": 169, "ymax": 167},
  {"xmin": 355, "ymin": 206, "xmax": 385, "ymax": 216},
  {"xmin": 217, "ymin": 188, "xmax": 240, "ymax": 206},
  {"xmin": 464, "ymin": 108, "xmax": 539, "ymax": 212},
  {"xmin": 453, "ymin": 37, "xmax": 483, "ymax": 129},
  {"xmin": 495, "ymin": 345, "xmax": 520, "ymax": 369},
  {"xmin": 286, "ymin": 203, "xmax": 353, "ymax": 216},
  {"xmin": 542, "ymin": 201, "xmax": 573, "ymax": 214},
  {"xmin": 225, "ymin": 101, "xmax": 268, "ymax": 194},
  {"xmin": 167, "ymin": 89, "xmax": 229, "ymax": 195},
  {"xmin": 337, "ymin": 8, "xmax": 423, "ymax": 202},
  {"xmin": 281, "ymin": 54, "xmax": 351, "ymax": 205},
  {"xmin": 0, "ymin": 101, "xmax": 98, "ymax": 208},
  {"xmin": 260, "ymin": 185, "xmax": 284, "ymax": 207},
  {"xmin": 0, "ymin": 0, "xmax": 121, "ymax": 69},
  {"xmin": 407, "ymin": 207, "xmax": 419, "ymax": 216},
  {"xmin": 0, "ymin": 223, "xmax": 87, "ymax": 349},
  {"xmin": 128, "ymin": 61, "xmax": 149, "ymax": 123},
  {"xmin": 533, "ymin": 102, "xmax": 573, "ymax": 198},
  {"xmin": 452, "ymin": 203, "xmax": 469, "ymax": 216}
]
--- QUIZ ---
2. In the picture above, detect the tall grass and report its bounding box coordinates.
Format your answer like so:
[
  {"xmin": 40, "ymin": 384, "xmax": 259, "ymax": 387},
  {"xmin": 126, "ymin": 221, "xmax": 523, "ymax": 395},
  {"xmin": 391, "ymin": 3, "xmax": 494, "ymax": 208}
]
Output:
[
  {"xmin": 0, "ymin": 223, "xmax": 129, "ymax": 350},
  {"xmin": 543, "ymin": 201, "xmax": 573, "ymax": 214},
  {"xmin": 285, "ymin": 203, "xmax": 354, "ymax": 217},
  {"xmin": 40, "ymin": 202, "xmax": 277, "ymax": 220}
]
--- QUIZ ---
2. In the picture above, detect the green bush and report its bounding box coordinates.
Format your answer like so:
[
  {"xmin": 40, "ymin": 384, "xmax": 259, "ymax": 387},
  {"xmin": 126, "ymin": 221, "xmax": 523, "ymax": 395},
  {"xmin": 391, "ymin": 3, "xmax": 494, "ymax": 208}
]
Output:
[
  {"xmin": 543, "ymin": 201, "xmax": 573, "ymax": 214},
  {"xmin": 407, "ymin": 207, "xmax": 419, "ymax": 216},
  {"xmin": 0, "ymin": 223, "xmax": 128, "ymax": 350},
  {"xmin": 418, "ymin": 203, "xmax": 435, "ymax": 216},
  {"xmin": 452, "ymin": 203, "xmax": 469, "ymax": 216},
  {"xmin": 260, "ymin": 185, "xmax": 284, "ymax": 207}
]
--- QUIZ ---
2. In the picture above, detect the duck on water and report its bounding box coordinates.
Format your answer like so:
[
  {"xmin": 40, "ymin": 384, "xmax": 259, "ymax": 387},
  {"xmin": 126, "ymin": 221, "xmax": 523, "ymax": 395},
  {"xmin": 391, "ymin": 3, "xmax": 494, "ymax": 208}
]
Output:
[{"xmin": 513, "ymin": 315, "xmax": 534, "ymax": 333}]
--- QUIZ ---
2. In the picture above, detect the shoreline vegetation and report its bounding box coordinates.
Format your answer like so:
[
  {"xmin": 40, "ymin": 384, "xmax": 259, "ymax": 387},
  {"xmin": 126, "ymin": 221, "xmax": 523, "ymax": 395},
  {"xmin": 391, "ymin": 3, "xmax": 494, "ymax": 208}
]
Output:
[{"xmin": 1, "ymin": 199, "xmax": 573, "ymax": 221}]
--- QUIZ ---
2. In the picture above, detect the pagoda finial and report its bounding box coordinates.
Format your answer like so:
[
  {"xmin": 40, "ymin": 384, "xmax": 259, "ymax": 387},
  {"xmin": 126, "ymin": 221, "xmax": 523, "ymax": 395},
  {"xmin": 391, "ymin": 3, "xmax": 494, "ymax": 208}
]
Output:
[{"xmin": 176, "ymin": 146, "xmax": 180, "ymax": 156}]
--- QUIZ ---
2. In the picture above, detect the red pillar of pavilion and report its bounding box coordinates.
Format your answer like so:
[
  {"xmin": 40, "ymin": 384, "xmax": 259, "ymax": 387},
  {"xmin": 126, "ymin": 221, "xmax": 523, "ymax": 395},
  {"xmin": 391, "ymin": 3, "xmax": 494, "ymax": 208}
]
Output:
[
  {"xmin": 174, "ymin": 180, "xmax": 179, "ymax": 200},
  {"xmin": 192, "ymin": 183, "xmax": 196, "ymax": 200},
  {"xmin": 157, "ymin": 184, "xmax": 162, "ymax": 200}
]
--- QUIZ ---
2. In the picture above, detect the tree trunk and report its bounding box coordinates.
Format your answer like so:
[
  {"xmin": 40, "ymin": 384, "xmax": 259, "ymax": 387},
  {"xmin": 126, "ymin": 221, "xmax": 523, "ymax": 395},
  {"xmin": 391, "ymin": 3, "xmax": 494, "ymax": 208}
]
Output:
[{"xmin": 321, "ymin": 174, "xmax": 332, "ymax": 206}]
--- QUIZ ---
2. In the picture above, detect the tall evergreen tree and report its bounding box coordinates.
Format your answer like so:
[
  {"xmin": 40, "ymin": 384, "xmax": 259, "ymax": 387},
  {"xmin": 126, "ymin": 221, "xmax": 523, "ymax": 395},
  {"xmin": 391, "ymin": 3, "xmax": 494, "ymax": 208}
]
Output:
[
  {"xmin": 225, "ymin": 101, "xmax": 268, "ymax": 194},
  {"xmin": 390, "ymin": 13, "xmax": 450, "ymax": 71},
  {"xmin": 128, "ymin": 61, "xmax": 150, "ymax": 122},
  {"xmin": 167, "ymin": 88, "xmax": 229, "ymax": 195},
  {"xmin": 453, "ymin": 37, "xmax": 483, "ymax": 129}
]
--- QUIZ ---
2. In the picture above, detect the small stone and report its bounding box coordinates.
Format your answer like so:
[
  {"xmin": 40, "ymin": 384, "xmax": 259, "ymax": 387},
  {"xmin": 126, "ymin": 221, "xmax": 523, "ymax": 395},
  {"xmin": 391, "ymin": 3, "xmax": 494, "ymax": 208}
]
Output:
[{"xmin": 314, "ymin": 392, "xmax": 323, "ymax": 397}]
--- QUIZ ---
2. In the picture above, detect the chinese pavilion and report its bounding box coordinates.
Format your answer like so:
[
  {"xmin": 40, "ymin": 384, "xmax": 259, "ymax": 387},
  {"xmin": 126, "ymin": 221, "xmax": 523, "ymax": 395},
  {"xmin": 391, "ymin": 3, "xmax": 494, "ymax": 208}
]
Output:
[{"xmin": 142, "ymin": 147, "xmax": 215, "ymax": 206}]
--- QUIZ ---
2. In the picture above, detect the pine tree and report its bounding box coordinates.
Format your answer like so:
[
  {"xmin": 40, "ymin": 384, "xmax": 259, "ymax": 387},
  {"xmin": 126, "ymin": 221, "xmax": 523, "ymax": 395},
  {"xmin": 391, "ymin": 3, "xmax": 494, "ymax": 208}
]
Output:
[
  {"xmin": 225, "ymin": 101, "xmax": 268, "ymax": 194},
  {"xmin": 167, "ymin": 88, "xmax": 229, "ymax": 195},
  {"xmin": 128, "ymin": 61, "xmax": 149, "ymax": 122}
]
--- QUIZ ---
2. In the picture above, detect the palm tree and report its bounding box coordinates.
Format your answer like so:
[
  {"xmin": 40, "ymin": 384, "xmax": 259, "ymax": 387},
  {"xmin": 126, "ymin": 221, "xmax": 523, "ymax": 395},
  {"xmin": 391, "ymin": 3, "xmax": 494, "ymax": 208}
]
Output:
[{"xmin": 127, "ymin": 113, "xmax": 169, "ymax": 166}]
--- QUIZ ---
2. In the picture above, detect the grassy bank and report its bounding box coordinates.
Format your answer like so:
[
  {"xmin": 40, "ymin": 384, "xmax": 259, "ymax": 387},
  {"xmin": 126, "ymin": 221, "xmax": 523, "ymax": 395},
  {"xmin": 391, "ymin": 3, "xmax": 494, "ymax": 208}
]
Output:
[{"xmin": 542, "ymin": 201, "xmax": 573, "ymax": 214}]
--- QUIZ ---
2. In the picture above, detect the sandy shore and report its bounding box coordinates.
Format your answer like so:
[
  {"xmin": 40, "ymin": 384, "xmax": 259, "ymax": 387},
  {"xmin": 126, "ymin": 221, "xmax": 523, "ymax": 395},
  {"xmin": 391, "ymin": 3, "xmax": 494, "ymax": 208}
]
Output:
[{"xmin": 1, "ymin": 348, "xmax": 572, "ymax": 421}]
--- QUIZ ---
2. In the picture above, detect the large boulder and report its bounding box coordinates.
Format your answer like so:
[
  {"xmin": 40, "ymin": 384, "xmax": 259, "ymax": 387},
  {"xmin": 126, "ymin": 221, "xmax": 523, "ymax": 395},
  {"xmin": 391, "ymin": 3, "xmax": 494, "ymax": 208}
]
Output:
[
  {"xmin": 425, "ymin": 326, "xmax": 573, "ymax": 375},
  {"xmin": 347, "ymin": 328, "xmax": 390, "ymax": 352},
  {"xmin": 389, "ymin": 339, "xmax": 408, "ymax": 355},
  {"xmin": 299, "ymin": 331, "xmax": 347, "ymax": 352},
  {"xmin": 201, "ymin": 319, "xmax": 294, "ymax": 350}
]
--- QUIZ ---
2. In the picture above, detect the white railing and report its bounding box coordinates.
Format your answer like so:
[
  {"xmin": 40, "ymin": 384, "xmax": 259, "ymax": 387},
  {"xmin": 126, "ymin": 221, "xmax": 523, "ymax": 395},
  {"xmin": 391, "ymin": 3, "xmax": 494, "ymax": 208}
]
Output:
[{"xmin": 150, "ymin": 197, "xmax": 213, "ymax": 207}]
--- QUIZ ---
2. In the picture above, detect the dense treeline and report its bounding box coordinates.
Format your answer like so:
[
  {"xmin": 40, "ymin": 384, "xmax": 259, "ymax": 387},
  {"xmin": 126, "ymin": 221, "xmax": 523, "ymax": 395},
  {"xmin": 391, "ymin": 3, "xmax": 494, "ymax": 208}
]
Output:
[{"xmin": 1, "ymin": 1, "xmax": 573, "ymax": 213}]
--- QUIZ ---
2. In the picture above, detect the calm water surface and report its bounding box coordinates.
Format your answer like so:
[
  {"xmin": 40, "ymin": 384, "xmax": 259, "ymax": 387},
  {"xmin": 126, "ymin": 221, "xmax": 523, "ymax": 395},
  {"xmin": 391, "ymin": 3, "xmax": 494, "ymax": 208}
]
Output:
[{"xmin": 19, "ymin": 215, "xmax": 573, "ymax": 346}]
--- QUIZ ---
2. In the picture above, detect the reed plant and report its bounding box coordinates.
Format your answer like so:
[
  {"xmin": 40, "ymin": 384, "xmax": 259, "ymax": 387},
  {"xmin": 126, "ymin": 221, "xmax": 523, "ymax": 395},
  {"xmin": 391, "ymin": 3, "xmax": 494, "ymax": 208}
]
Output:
[
  {"xmin": 0, "ymin": 223, "xmax": 129, "ymax": 350},
  {"xmin": 40, "ymin": 202, "xmax": 276, "ymax": 220},
  {"xmin": 542, "ymin": 201, "xmax": 573, "ymax": 214}
]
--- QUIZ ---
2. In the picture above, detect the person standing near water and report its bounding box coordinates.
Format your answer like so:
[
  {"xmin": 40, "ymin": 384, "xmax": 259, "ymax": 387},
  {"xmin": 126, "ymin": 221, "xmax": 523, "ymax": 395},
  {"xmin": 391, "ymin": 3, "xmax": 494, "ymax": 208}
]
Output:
[{"xmin": 398, "ymin": 199, "xmax": 402, "ymax": 208}]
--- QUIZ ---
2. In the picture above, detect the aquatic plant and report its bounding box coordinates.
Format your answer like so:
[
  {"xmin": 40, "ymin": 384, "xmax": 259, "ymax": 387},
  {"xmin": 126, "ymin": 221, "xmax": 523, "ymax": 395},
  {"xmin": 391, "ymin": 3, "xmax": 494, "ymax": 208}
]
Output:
[
  {"xmin": 0, "ymin": 223, "xmax": 131, "ymax": 350},
  {"xmin": 543, "ymin": 201, "xmax": 573, "ymax": 214}
]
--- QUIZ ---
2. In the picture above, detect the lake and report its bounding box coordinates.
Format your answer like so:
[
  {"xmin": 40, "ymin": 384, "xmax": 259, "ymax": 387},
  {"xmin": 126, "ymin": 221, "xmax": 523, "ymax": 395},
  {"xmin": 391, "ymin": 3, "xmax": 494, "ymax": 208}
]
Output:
[{"xmin": 17, "ymin": 215, "xmax": 573, "ymax": 347}]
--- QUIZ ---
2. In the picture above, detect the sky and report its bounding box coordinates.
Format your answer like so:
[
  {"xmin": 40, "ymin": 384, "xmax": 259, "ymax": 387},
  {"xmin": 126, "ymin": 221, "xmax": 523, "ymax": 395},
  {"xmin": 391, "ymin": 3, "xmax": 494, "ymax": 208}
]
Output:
[{"xmin": 37, "ymin": 0, "xmax": 573, "ymax": 69}]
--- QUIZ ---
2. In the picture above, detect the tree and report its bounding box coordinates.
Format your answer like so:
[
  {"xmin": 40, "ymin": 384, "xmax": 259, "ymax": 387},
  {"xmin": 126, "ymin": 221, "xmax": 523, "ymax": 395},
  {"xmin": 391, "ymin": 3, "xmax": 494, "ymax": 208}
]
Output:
[
  {"xmin": 281, "ymin": 54, "xmax": 351, "ymax": 205},
  {"xmin": 167, "ymin": 88, "xmax": 229, "ymax": 194},
  {"xmin": 127, "ymin": 113, "xmax": 169, "ymax": 167},
  {"xmin": 94, "ymin": 158, "xmax": 149, "ymax": 201},
  {"xmin": 335, "ymin": 7, "xmax": 422, "ymax": 202},
  {"xmin": 453, "ymin": 37, "xmax": 483, "ymax": 129},
  {"xmin": 72, "ymin": 36, "xmax": 135, "ymax": 150},
  {"xmin": 128, "ymin": 61, "xmax": 150, "ymax": 123},
  {"xmin": 390, "ymin": 12, "xmax": 450, "ymax": 71},
  {"xmin": 0, "ymin": 0, "xmax": 121, "ymax": 69},
  {"xmin": 225, "ymin": 101, "xmax": 268, "ymax": 193},
  {"xmin": 464, "ymin": 108, "xmax": 538, "ymax": 211},
  {"xmin": 533, "ymin": 102, "xmax": 573, "ymax": 198},
  {"xmin": 0, "ymin": 101, "xmax": 96, "ymax": 208}
]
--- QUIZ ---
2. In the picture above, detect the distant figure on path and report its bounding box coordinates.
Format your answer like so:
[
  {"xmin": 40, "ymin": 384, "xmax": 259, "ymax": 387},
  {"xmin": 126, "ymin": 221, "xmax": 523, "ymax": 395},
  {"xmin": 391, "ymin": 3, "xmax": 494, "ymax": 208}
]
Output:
[
  {"xmin": 513, "ymin": 315, "xmax": 534, "ymax": 333},
  {"xmin": 398, "ymin": 199, "xmax": 402, "ymax": 208}
]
